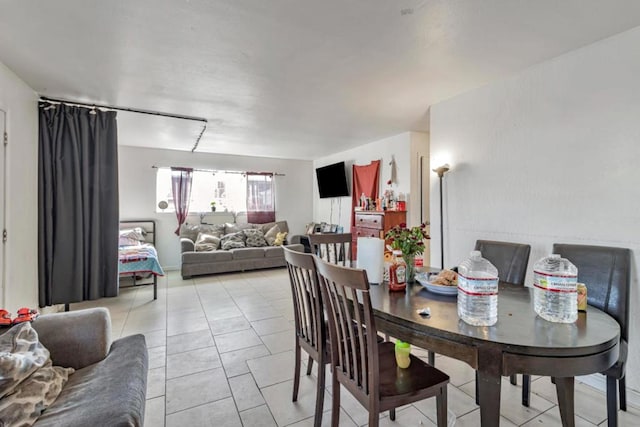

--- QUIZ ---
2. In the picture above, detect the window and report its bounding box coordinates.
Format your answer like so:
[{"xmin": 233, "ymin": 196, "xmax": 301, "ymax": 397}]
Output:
[{"xmin": 156, "ymin": 168, "xmax": 273, "ymax": 213}]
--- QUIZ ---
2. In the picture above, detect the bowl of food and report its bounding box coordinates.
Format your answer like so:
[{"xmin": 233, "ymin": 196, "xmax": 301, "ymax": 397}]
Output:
[{"xmin": 416, "ymin": 269, "xmax": 459, "ymax": 296}]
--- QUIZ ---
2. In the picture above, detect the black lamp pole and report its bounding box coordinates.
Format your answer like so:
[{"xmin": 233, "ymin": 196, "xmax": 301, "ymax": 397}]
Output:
[{"xmin": 433, "ymin": 164, "xmax": 450, "ymax": 270}]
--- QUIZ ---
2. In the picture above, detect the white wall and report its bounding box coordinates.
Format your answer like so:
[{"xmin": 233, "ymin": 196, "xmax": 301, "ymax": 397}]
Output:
[
  {"xmin": 0, "ymin": 61, "xmax": 38, "ymax": 309},
  {"xmin": 430, "ymin": 27, "xmax": 640, "ymax": 398},
  {"xmin": 313, "ymin": 132, "xmax": 430, "ymax": 232},
  {"xmin": 118, "ymin": 146, "xmax": 313, "ymax": 269}
]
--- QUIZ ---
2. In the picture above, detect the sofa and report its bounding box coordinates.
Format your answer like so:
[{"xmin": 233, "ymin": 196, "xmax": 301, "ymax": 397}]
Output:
[
  {"xmin": 180, "ymin": 220, "xmax": 304, "ymax": 279},
  {"xmin": 0, "ymin": 308, "xmax": 148, "ymax": 426}
]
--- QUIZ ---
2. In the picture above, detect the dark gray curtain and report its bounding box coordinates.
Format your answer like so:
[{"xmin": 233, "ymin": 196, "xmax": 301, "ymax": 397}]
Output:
[{"xmin": 38, "ymin": 104, "xmax": 119, "ymax": 307}]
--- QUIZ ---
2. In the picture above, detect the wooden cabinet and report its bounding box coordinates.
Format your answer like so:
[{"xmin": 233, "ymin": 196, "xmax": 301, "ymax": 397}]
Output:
[{"xmin": 352, "ymin": 210, "xmax": 406, "ymax": 259}]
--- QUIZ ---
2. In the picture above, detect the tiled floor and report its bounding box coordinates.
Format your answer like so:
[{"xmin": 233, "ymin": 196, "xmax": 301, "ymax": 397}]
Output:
[{"xmin": 72, "ymin": 269, "xmax": 640, "ymax": 426}]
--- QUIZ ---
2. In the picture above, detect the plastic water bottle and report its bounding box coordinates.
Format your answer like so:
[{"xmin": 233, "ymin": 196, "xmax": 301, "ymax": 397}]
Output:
[
  {"xmin": 533, "ymin": 254, "xmax": 578, "ymax": 323},
  {"xmin": 457, "ymin": 251, "xmax": 499, "ymax": 326}
]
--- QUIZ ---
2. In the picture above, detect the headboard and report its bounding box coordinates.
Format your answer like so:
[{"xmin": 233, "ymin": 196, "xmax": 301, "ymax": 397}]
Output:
[{"xmin": 119, "ymin": 220, "xmax": 156, "ymax": 246}]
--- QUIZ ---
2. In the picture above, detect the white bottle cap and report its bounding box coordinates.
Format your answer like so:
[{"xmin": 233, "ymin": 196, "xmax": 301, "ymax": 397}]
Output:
[{"xmin": 470, "ymin": 250, "xmax": 481, "ymax": 258}]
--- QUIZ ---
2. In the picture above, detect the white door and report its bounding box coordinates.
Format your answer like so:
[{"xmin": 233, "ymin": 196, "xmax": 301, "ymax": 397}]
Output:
[{"xmin": 0, "ymin": 109, "xmax": 5, "ymax": 308}]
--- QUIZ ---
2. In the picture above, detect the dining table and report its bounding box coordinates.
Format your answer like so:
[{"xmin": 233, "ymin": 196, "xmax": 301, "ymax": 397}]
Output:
[{"xmin": 367, "ymin": 277, "xmax": 620, "ymax": 427}]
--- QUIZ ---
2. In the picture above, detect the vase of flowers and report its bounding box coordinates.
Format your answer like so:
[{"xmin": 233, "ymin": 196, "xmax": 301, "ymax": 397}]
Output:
[{"xmin": 385, "ymin": 222, "xmax": 430, "ymax": 283}]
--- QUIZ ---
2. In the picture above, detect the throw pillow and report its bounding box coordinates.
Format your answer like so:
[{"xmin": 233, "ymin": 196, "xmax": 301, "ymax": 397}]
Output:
[
  {"xmin": 118, "ymin": 227, "xmax": 145, "ymax": 246},
  {"xmin": 221, "ymin": 232, "xmax": 246, "ymax": 250},
  {"xmin": 0, "ymin": 323, "xmax": 50, "ymax": 399},
  {"xmin": 243, "ymin": 229, "xmax": 268, "ymax": 247},
  {"xmin": 195, "ymin": 232, "xmax": 221, "ymax": 251},
  {"xmin": 264, "ymin": 225, "xmax": 281, "ymax": 246},
  {"xmin": 274, "ymin": 231, "xmax": 288, "ymax": 246}
]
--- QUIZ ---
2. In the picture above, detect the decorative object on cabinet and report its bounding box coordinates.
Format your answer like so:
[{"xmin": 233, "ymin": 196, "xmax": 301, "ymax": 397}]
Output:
[{"xmin": 352, "ymin": 210, "xmax": 406, "ymax": 259}]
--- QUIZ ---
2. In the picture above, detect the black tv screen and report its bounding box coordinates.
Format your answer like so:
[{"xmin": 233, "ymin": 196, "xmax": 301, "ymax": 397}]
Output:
[{"xmin": 316, "ymin": 162, "xmax": 349, "ymax": 198}]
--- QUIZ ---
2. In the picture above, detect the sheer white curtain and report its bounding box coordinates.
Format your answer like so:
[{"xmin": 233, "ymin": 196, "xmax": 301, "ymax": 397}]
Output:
[{"xmin": 246, "ymin": 173, "xmax": 275, "ymax": 223}]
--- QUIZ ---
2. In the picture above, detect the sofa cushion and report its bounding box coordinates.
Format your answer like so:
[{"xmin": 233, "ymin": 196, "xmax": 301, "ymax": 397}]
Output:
[
  {"xmin": 183, "ymin": 250, "xmax": 233, "ymax": 264},
  {"xmin": 264, "ymin": 224, "xmax": 281, "ymax": 246},
  {"xmin": 263, "ymin": 246, "xmax": 284, "ymax": 258},
  {"xmin": 195, "ymin": 232, "xmax": 221, "ymax": 251},
  {"xmin": 243, "ymin": 229, "xmax": 268, "ymax": 247},
  {"xmin": 221, "ymin": 232, "xmax": 246, "ymax": 250},
  {"xmin": 224, "ymin": 223, "xmax": 255, "ymax": 235},
  {"xmin": 33, "ymin": 335, "xmax": 148, "ymax": 427},
  {"xmin": 230, "ymin": 248, "xmax": 266, "ymax": 260},
  {"xmin": 180, "ymin": 224, "xmax": 225, "ymax": 242}
]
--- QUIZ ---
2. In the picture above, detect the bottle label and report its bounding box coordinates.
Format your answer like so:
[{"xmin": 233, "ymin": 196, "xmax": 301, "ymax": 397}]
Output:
[
  {"xmin": 533, "ymin": 271, "xmax": 577, "ymax": 293},
  {"xmin": 396, "ymin": 265, "xmax": 406, "ymax": 284},
  {"xmin": 457, "ymin": 274, "xmax": 498, "ymax": 296}
]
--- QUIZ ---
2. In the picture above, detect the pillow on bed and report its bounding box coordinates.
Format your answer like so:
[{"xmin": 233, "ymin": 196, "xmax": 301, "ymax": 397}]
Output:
[
  {"xmin": 221, "ymin": 232, "xmax": 246, "ymax": 250},
  {"xmin": 243, "ymin": 229, "xmax": 268, "ymax": 247},
  {"xmin": 195, "ymin": 233, "xmax": 221, "ymax": 251},
  {"xmin": 119, "ymin": 227, "xmax": 145, "ymax": 246}
]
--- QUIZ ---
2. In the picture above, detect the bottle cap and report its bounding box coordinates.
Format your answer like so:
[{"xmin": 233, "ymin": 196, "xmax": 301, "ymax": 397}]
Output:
[
  {"xmin": 470, "ymin": 250, "xmax": 481, "ymax": 258},
  {"xmin": 395, "ymin": 341, "xmax": 410, "ymax": 349},
  {"xmin": 392, "ymin": 250, "xmax": 402, "ymax": 256}
]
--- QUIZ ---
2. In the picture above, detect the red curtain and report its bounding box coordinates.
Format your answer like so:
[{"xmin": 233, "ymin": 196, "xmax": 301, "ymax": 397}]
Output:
[
  {"xmin": 351, "ymin": 160, "xmax": 380, "ymax": 227},
  {"xmin": 247, "ymin": 172, "xmax": 276, "ymax": 224},
  {"xmin": 171, "ymin": 167, "xmax": 193, "ymax": 235}
]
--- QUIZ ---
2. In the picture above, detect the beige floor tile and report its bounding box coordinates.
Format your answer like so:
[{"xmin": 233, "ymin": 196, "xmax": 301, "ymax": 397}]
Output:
[
  {"xmin": 215, "ymin": 328, "xmax": 263, "ymax": 353},
  {"xmin": 248, "ymin": 350, "xmax": 295, "ymax": 388},
  {"xmin": 430, "ymin": 355, "xmax": 476, "ymax": 387},
  {"xmin": 209, "ymin": 315, "xmax": 251, "ymax": 335},
  {"xmin": 166, "ymin": 397, "xmax": 242, "ymax": 427},
  {"xmin": 142, "ymin": 329, "xmax": 167, "ymax": 349},
  {"xmin": 454, "ymin": 408, "xmax": 517, "ymax": 427},
  {"xmin": 378, "ymin": 406, "xmax": 437, "ymax": 427},
  {"xmin": 220, "ymin": 344, "xmax": 271, "ymax": 378},
  {"xmin": 522, "ymin": 408, "xmax": 597, "ymax": 426},
  {"xmin": 165, "ymin": 367, "xmax": 231, "ymax": 414},
  {"xmin": 166, "ymin": 329, "xmax": 215, "ymax": 355},
  {"xmin": 166, "ymin": 307, "xmax": 206, "ymax": 323},
  {"xmin": 144, "ymin": 396, "xmax": 165, "ymax": 427},
  {"xmin": 250, "ymin": 316, "xmax": 293, "ymax": 336},
  {"xmin": 332, "ymin": 384, "xmax": 388, "ymax": 426},
  {"xmin": 147, "ymin": 366, "xmax": 166, "ymax": 399},
  {"xmin": 239, "ymin": 405, "xmax": 278, "ymax": 427},
  {"xmin": 166, "ymin": 346, "xmax": 221, "ymax": 379},
  {"xmin": 604, "ymin": 403, "xmax": 640, "ymax": 426},
  {"xmin": 242, "ymin": 306, "xmax": 286, "ymax": 322},
  {"xmin": 261, "ymin": 330, "xmax": 295, "ymax": 354},
  {"xmin": 261, "ymin": 376, "xmax": 330, "ymax": 426},
  {"xmin": 148, "ymin": 346, "xmax": 166, "ymax": 369},
  {"xmin": 204, "ymin": 305, "xmax": 244, "ymax": 321},
  {"xmin": 229, "ymin": 373, "xmax": 265, "ymax": 411},
  {"xmin": 573, "ymin": 381, "xmax": 609, "ymax": 425},
  {"xmin": 166, "ymin": 316, "xmax": 210, "ymax": 336},
  {"xmin": 413, "ymin": 383, "xmax": 478, "ymax": 419},
  {"xmin": 287, "ymin": 408, "xmax": 358, "ymax": 427},
  {"xmin": 499, "ymin": 379, "xmax": 555, "ymax": 425}
]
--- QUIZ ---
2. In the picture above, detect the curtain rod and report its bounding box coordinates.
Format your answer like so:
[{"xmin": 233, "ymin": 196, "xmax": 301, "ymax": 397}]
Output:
[
  {"xmin": 39, "ymin": 96, "xmax": 208, "ymax": 123},
  {"xmin": 151, "ymin": 165, "xmax": 285, "ymax": 177}
]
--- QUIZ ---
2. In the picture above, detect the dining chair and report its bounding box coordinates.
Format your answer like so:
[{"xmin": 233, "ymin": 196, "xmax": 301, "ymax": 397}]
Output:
[
  {"xmin": 314, "ymin": 257, "xmax": 450, "ymax": 427},
  {"xmin": 308, "ymin": 233, "xmax": 353, "ymax": 266},
  {"xmin": 283, "ymin": 246, "xmax": 330, "ymax": 427},
  {"xmin": 528, "ymin": 243, "xmax": 630, "ymax": 427}
]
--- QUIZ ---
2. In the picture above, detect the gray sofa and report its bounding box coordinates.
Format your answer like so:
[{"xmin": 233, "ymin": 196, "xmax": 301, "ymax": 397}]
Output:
[
  {"xmin": 31, "ymin": 308, "xmax": 147, "ymax": 426},
  {"xmin": 180, "ymin": 220, "xmax": 304, "ymax": 279}
]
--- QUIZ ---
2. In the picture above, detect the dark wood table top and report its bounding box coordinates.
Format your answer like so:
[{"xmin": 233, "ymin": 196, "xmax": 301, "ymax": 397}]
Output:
[{"xmin": 368, "ymin": 281, "xmax": 620, "ymax": 358}]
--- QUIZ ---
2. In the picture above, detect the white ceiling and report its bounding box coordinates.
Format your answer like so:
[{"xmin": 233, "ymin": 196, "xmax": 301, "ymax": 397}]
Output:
[{"xmin": 2, "ymin": 1, "xmax": 640, "ymax": 160}]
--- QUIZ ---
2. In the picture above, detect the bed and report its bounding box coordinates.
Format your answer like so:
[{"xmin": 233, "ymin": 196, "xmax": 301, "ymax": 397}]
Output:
[{"xmin": 119, "ymin": 220, "xmax": 164, "ymax": 300}]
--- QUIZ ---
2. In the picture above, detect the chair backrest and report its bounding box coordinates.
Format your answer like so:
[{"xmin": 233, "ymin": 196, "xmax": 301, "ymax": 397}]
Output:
[
  {"xmin": 314, "ymin": 257, "xmax": 379, "ymax": 402},
  {"xmin": 283, "ymin": 246, "xmax": 326, "ymax": 356},
  {"xmin": 553, "ymin": 243, "xmax": 631, "ymax": 342},
  {"xmin": 308, "ymin": 233, "xmax": 353, "ymax": 266},
  {"xmin": 475, "ymin": 240, "xmax": 531, "ymax": 286}
]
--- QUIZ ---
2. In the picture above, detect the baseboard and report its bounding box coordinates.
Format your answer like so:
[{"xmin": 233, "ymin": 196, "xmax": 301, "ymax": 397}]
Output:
[{"xmin": 578, "ymin": 373, "xmax": 640, "ymax": 408}]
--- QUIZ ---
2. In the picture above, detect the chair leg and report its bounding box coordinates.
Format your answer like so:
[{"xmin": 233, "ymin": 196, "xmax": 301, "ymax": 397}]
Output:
[
  {"xmin": 522, "ymin": 374, "xmax": 531, "ymax": 407},
  {"xmin": 293, "ymin": 344, "xmax": 301, "ymax": 402},
  {"xmin": 389, "ymin": 408, "xmax": 395, "ymax": 421},
  {"xmin": 306, "ymin": 355, "xmax": 314, "ymax": 375},
  {"xmin": 331, "ymin": 373, "xmax": 340, "ymax": 427},
  {"xmin": 607, "ymin": 375, "xmax": 618, "ymax": 427},
  {"xmin": 619, "ymin": 376, "xmax": 627, "ymax": 411},
  {"xmin": 475, "ymin": 371, "xmax": 479, "ymax": 405},
  {"xmin": 510, "ymin": 374, "xmax": 517, "ymax": 385},
  {"xmin": 313, "ymin": 360, "xmax": 326, "ymax": 427},
  {"xmin": 436, "ymin": 385, "xmax": 448, "ymax": 427},
  {"xmin": 428, "ymin": 350, "xmax": 435, "ymax": 366},
  {"xmin": 368, "ymin": 410, "xmax": 380, "ymax": 427}
]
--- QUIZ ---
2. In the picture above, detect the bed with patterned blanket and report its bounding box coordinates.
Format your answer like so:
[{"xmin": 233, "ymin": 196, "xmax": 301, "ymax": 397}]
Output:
[{"xmin": 119, "ymin": 220, "xmax": 164, "ymax": 300}]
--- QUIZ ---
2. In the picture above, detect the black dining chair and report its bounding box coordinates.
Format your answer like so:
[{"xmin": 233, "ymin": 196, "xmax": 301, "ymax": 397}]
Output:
[
  {"xmin": 469, "ymin": 240, "xmax": 531, "ymax": 404},
  {"xmin": 314, "ymin": 257, "xmax": 450, "ymax": 427},
  {"xmin": 524, "ymin": 244, "xmax": 630, "ymax": 427},
  {"xmin": 283, "ymin": 246, "xmax": 329, "ymax": 427},
  {"xmin": 308, "ymin": 233, "xmax": 353, "ymax": 267}
]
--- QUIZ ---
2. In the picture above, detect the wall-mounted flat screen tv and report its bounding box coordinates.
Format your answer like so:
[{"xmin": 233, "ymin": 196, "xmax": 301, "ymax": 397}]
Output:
[{"xmin": 316, "ymin": 161, "xmax": 349, "ymax": 198}]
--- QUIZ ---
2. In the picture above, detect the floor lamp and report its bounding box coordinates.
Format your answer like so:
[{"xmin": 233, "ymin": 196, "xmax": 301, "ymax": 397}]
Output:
[{"xmin": 432, "ymin": 164, "xmax": 450, "ymax": 270}]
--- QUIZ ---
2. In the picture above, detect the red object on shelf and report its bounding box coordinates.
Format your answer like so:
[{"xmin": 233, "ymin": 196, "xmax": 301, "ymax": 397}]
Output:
[{"xmin": 396, "ymin": 201, "xmax": 406, "ymax": 211}]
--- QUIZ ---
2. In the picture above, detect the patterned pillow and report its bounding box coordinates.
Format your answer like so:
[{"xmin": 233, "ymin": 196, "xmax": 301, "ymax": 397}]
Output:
[
  {"xmin": 264, "ymin": 225, "xmax": 281, "ymax": 246},
  {"xmin": 195, "ymin": 232, "xmax": 221, "ymax": 251},
  {"xmin": 243, "ymin": 229, "xmax": 268, "ymax": 247},
  {"xmin": 119, "ymin": 228, "xmax": 145, "ymax": 246},
  {"xmin": 274, "ymin": 231, "xmax": 288, "ymax": 246},
  {"xmin": 221, "ymin": 232, "xmax": 246, "ymax": 250},
  {"xmin": 180, "ymin": 224, "xmax": 224, "ymax": 242}
]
